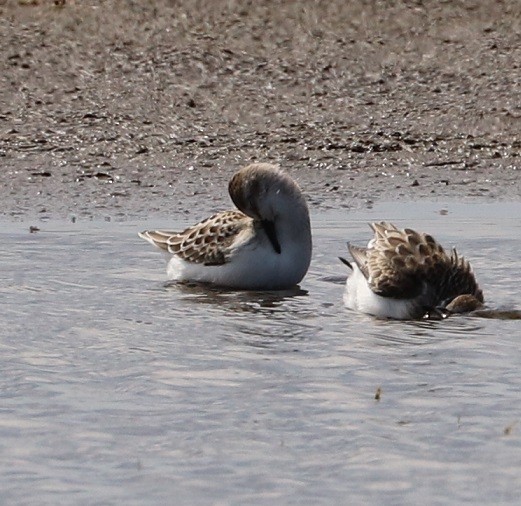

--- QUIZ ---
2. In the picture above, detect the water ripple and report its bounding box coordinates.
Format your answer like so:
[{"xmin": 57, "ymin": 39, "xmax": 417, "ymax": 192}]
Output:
[{"xmin": 1, "ymin": 204, "xmax": 521, "ymax": 505}]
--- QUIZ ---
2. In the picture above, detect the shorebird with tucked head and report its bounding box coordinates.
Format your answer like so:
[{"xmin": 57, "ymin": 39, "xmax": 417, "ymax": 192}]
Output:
[
  {"xmin": 340, "ymin": 222, "xmax": 484, "ymax": 320},
  {"xmin": 139, "ymin": 163, "xmax": 312, "ymax": 290}
]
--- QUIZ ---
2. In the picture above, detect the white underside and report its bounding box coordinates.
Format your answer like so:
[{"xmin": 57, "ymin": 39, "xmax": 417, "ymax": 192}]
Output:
[
  {"xmin": 165, "ymin": 238, "xmax": 310, "ymax": 290},
  {"xmin": 343, "ymin": 265, "xmax": 419, "ymax": 320}
]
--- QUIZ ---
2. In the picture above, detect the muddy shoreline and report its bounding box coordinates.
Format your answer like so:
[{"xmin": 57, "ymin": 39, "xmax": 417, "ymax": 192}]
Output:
[{"xmin": 1, "ymin": 0, "xmax": 519, "ymax": 222}]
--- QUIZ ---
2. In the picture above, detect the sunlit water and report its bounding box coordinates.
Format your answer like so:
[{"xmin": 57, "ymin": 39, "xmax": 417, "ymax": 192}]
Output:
[{"xmin": 1, "ymin": 202, "xmax": 520, "ymax": 505}]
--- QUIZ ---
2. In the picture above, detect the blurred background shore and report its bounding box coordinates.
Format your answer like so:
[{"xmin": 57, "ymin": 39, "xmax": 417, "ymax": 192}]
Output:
[{"xmin": 1, "ymin": 0, "xmax": 519, "ymax": 220}]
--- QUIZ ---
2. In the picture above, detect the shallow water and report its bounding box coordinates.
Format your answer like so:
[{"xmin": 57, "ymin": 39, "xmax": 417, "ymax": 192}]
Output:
[{"xmin": 1, "ymin": 202, "xmax": 521, "ymax": 505}]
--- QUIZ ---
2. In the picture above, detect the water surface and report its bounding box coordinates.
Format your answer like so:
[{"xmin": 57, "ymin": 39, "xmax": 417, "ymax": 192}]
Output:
[{"xmin": 1, "ymin": 202, "xmax": 520, "ymax": 505}]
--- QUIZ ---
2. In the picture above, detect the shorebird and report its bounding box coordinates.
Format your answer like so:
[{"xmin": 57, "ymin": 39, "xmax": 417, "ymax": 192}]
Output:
[
  {"xmin": 139, "ymin": 163, "xmax": 312, "ymax": 290},
  {"xmin": 340, "ymin": 222, "xmax": 483, "ymax": 319}
]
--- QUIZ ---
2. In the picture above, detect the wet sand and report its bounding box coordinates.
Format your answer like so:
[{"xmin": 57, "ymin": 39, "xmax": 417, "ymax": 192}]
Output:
[{"xmin": 1, "ymin": 0, "xmax": 519, "ymax": 221}]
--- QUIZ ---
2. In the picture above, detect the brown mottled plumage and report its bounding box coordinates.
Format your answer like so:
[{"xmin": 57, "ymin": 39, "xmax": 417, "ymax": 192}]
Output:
[
  {"xmin": 138, "ymin": 163, "xmax": 312, "ymax": 289},
  {"xmin": 342, "ymin": 222, "xmax": 484, "ymax": 319},
  {"xmin": 139, "ymin": 211, "xmax": 249, "ymax": 266}
]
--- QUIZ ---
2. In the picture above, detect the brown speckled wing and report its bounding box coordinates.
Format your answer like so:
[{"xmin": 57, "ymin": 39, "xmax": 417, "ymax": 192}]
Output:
[
  {"xmin": 440, "ymin": 249, "xmax": 484, "ymax": 304},
  {"xmin": 347, "ymin": 244, "xmax": 370, "ymax": 278},
  {"xmin": 352, "ymin": 222, "xmax": 454, "ymax": 299},
  {"xmin": 140, "ymin": 210, "xmax": 249, "ymax": 265}
]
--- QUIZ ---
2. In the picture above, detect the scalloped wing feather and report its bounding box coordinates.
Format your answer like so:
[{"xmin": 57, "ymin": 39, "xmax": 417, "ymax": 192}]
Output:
[
  {"xmin": 347, "ymin": 244, "xmax": 369, "ymax": 277},
  {"xmin": 139, "ymin": 210, "xmax": 250, "ymax": 265},
  {"xmin": 358, "ymin": 222, "xmax": 467, "ymax": 299},
  {"xmin": 441, "ymin": 248, "xmax": 484, "ymax": 303}
]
